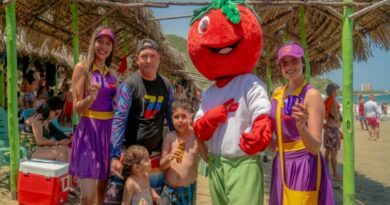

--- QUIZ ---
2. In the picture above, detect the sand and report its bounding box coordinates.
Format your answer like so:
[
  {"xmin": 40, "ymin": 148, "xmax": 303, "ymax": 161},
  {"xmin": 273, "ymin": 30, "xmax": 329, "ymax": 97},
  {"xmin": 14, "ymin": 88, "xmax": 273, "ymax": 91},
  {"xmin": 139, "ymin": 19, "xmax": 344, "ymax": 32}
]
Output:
[{"xmin": 1, "ymin": 120, "xmax": 389, "ymax": 205}]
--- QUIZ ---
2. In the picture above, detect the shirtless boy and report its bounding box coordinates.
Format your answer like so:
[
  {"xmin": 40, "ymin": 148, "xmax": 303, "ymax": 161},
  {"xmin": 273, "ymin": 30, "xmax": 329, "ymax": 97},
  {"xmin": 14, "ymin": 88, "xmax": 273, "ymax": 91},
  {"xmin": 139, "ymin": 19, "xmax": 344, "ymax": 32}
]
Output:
[{"xmin": 160, "ymin": 100, "xmax": 208, "ymax": 205}]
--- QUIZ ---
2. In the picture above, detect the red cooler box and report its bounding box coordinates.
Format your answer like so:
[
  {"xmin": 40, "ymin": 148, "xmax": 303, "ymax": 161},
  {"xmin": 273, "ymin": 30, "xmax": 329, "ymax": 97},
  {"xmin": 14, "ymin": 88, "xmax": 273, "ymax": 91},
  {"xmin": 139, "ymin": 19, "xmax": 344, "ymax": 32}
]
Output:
[{"xmin": 18, "ymin": 159, "xmax": 69, "ymax": 205}]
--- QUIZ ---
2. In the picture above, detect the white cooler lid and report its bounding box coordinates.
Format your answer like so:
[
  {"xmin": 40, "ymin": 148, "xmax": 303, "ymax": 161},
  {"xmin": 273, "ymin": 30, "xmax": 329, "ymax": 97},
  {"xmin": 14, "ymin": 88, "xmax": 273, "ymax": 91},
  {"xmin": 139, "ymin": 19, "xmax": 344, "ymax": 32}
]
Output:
[{"xmin": 19, "ymin": 159, "xmax": 69, "ymax": 177}]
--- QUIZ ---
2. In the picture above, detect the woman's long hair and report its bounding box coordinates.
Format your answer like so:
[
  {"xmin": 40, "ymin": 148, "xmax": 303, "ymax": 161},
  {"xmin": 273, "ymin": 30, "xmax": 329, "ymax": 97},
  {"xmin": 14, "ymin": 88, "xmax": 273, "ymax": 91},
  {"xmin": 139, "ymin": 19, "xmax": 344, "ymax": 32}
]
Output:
[
  {"xmin": 33, "ymin": 103, "xmax": 50, "ymax": 121},
  {"xmin": 85, "ymin": 25, "xmax": 115, "ymax": 75},
  {"xmin": 33, "ymin": 97, "xmax": 64, "ymax": 121}
]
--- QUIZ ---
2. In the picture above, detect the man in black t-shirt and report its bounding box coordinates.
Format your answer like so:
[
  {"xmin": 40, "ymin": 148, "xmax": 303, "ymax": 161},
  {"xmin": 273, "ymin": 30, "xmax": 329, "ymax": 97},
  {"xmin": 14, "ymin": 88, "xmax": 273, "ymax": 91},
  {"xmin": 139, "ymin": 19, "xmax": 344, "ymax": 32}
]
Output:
[{"xmin": 104, "ymin": 38, "xmax": 174, "ymax": 204}]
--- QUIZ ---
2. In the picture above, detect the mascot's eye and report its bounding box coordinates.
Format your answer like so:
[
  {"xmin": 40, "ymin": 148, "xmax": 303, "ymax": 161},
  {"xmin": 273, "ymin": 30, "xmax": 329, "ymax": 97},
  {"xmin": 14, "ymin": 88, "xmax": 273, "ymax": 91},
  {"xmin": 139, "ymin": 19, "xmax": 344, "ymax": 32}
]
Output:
[{"xmin": 198, "ymin": 16, "xmax": 210, "ymax": 34}]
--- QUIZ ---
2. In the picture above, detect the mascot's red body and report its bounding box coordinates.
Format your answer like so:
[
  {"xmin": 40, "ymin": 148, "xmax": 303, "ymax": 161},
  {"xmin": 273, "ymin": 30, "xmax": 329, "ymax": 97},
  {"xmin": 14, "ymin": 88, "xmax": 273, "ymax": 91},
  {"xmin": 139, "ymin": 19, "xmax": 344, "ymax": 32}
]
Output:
[{"xmin": 187, "ymin": 0, "xmax": 272, "ymax": 204}]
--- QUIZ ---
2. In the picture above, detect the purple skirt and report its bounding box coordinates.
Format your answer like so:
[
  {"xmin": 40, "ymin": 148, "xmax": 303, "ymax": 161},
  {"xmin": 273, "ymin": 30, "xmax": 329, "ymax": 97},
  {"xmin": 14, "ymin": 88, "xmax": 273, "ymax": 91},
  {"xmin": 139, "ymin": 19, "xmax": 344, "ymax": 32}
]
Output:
[
  {"xmin": 269, "ymin": 150, "xmax": 335, "ymax": 205},
  {"xmin": 69, "ymin": 117, "xmax": 112, "ymax": 180}
]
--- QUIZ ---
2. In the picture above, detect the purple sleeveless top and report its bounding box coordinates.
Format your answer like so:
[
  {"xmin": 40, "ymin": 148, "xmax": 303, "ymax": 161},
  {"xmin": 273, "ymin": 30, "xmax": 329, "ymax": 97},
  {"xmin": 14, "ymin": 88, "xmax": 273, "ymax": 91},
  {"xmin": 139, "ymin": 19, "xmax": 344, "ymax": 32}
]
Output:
[
  {"xmin": 270, "ymin": 83, "xmax": 313, "ymax": 142},
  {"xmin": 89, "ymin": 69, "xmax": 117, "ymax": 112}
]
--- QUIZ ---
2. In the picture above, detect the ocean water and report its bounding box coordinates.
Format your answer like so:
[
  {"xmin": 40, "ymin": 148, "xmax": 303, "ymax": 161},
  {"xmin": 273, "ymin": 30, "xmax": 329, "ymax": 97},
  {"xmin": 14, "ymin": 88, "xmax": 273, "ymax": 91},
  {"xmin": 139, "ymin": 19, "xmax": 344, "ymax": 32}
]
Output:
[
  {"xmin": 336, "ymin": 94, "xmax": 390, "ymax": 105},
  {"xmin": 335, "ymin": 94, "xmax": 390, "ymax": 116}
]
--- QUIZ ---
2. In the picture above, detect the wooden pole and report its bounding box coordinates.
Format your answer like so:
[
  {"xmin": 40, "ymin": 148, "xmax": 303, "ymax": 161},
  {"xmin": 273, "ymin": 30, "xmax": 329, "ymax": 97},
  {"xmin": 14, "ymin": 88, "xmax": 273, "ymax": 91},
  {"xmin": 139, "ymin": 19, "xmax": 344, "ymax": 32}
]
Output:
[
  {"xmin": 72, "ymin": 0, "xmax": 80, "ymax": 126},
  {"xmin": 265, "ymin": 51, "xmax": 272, "ymax": 96},
  {"xmin": 150, "ymin": 14, "xmax": 193, "ymax": 21},
  {"xmin": 281, "ymin": 31, "xmax": 288, "ymax": 84},
  {"xmin": 342, "ymin": 0, "xmax": 355, "ymax": 204},
  {"xmin": 349, "ymin": 0, "xmax": 390, "ymax": 20},
  {"xmin": 5, "ymin": 1, "xmax": 20, "ymax": 198},
  {"xmin": 69, "ymin": 0, "xmax": 375, "ymax": 8},
  {"xmin": 299, "ymin": 6, "xmax": 311, "ymax": 83}
]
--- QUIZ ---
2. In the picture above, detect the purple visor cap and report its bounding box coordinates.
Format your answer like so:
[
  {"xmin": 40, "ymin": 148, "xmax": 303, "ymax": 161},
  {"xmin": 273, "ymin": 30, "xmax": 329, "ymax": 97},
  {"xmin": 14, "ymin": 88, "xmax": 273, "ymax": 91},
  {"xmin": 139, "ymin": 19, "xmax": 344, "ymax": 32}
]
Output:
[
  {"xmin": 96, "ymin": 28, "xmax": 115, "ymax": 43},
  {"xmin": 277, "ymin": 44, "xmax": 304, "ymax": 64}
]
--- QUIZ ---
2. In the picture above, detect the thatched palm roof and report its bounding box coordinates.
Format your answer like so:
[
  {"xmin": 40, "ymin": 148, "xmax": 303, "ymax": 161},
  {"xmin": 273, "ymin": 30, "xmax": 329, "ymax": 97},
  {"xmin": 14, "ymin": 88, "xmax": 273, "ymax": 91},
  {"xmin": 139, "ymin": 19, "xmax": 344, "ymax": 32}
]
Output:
[
  {"xmin": 0, "ymin": 28, "xmax": 74, "ymax": 68},
  {"xmin": 0, "ymin": 0, "xmax": 187, "ymax": 79},
  {"xmin": 253, "ymin": 0, "xmax": 390, "ymax": 80},
  {"xmin": 1, "ymin": 1, "xmax": 390, "ymax": 82}
]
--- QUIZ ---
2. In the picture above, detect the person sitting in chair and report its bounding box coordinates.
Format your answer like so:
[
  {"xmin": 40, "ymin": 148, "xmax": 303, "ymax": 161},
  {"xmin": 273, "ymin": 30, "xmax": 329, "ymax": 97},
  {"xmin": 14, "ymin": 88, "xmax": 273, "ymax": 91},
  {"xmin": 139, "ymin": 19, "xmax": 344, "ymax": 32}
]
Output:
[{"xmin": 21, "ymin": 97, "xmax": 71, "ymax": 162}]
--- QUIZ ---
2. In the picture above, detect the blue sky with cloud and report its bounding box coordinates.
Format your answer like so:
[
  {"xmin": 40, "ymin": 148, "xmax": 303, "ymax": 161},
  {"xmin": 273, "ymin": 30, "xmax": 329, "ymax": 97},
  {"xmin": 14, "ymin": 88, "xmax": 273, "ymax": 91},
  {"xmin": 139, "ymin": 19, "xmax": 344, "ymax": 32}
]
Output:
[{"xmin": 152, "ymin": 5, "xmax": 390, "ymax": 91}]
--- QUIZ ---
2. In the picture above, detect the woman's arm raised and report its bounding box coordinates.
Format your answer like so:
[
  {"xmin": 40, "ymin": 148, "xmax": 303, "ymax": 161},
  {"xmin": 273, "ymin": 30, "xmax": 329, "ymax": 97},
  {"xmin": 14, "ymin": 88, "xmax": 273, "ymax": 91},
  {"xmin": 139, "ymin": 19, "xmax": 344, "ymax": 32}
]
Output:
[
  {"xmin": 72, "ymin": 62, "xmax": 98, "ymax": 114},
  {"xmin": 293, "ymin": 88, "xmax": 324, "ymax": 154}
]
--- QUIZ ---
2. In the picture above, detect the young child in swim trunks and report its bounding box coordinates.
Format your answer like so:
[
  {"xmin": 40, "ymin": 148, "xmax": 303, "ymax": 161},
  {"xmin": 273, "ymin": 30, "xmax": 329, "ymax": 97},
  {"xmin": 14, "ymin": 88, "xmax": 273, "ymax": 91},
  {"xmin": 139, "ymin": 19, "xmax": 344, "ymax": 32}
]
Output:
[{"xmin": 160, "ymin": 99, "xmax": 208, "ymax": 205}]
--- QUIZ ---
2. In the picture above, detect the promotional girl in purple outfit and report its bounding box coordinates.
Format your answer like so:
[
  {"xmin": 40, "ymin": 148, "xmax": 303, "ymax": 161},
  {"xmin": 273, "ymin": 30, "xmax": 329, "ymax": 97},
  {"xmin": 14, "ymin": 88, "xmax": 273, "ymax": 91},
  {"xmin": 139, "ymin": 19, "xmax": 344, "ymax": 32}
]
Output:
[
  {"xmin": 269, "ymin": 43, "xmax": 335, "ymax": 205},
  {"xmin": 69, "ymin": 26, "xmax": 117, "ymax": 205}
]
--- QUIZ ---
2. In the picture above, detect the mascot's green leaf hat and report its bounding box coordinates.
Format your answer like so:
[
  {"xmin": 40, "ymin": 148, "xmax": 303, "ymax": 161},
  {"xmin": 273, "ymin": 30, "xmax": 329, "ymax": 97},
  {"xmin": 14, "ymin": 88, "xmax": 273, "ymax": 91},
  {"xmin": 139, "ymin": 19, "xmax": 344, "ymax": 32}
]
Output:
[{"xmin": 190, "ymin": 0, "xmax": 261, "ymax": 25}]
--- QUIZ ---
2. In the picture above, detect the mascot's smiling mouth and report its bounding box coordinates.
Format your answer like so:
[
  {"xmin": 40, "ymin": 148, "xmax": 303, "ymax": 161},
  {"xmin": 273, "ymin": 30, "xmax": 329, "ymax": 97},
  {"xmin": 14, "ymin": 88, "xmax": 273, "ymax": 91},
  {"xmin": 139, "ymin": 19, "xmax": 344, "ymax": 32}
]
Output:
[{"xmin": 205, "ymin": 39, "xmax": 242, "ymax": 55}]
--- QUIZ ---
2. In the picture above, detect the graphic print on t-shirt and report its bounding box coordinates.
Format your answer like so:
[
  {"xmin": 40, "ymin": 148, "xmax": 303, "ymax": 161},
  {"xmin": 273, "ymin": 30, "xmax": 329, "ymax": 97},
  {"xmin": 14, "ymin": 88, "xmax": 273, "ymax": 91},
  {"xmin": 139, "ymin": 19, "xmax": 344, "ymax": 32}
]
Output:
[{"xmin": 144, "ymin": 95, "xmax": 164, "ymax": 119}]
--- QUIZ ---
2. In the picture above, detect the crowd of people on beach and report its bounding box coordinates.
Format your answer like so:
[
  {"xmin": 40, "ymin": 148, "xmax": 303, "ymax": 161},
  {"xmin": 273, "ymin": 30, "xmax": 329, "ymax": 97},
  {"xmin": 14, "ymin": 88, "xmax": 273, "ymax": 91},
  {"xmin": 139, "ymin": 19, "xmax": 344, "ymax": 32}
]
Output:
[{"xmin": 355, "ymin": 94, "xmax": 385, "ymax": 142}]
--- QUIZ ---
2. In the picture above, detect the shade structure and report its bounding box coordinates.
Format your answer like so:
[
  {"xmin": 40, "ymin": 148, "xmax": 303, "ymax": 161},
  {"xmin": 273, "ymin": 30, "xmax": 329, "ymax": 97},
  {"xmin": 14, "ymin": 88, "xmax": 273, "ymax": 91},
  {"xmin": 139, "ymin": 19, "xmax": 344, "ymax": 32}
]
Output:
[
  {"xmin": 0, "ymin": 0, "xmax": 188, "ymax": 79},
  {"xmin": 252, "ymin": 0, "xmax": 390, "ymax": 80}
]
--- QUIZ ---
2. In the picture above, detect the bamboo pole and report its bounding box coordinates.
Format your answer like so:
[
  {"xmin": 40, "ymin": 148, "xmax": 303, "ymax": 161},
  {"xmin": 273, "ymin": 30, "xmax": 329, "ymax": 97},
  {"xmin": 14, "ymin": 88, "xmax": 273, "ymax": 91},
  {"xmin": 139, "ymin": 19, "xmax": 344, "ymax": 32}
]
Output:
[
  {"xmin": 5, "ymin": 1, "xmax": 20, "ymax": 198},
  {"xmin": 265, "ymin": 51, "xmax": 272, "ymax": 96},
  {"xmin": 342, "ymin": 0, "xmax": 355, "ymax": 204},
  {"xmin": 72, "ymin": 0, "xmax": 80, "ymax": 126},
  {"xmin": 103, "ymin": 18, "xmax": 109, "ymax": 26},
  {"xmin": 299, "ymin": 6, "xmax": 311, "ymax": 83}
]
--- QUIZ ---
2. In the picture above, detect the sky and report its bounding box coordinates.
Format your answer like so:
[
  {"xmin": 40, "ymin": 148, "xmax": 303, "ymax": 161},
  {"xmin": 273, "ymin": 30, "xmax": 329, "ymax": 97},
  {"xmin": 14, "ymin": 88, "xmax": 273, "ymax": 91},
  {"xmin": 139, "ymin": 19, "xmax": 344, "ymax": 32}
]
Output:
[{"xmin": 152, "ymin": 5, "xmax": 390, "ymax": 91}]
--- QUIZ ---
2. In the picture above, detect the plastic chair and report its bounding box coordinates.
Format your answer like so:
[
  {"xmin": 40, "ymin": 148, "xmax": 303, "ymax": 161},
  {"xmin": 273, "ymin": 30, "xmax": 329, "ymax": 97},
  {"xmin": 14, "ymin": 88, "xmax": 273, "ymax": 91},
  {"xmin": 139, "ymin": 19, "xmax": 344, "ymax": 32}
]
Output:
[
  {"xmin": 19, "ymin": 108, "xmax": 35, "ymax": 131},
  {"xmin": 0, "ymin": 108, "xmax": 27, "ymax": 167},
  {"xmin": 21, "ymin": 108, "xmax": 35, "ymax": 120}
]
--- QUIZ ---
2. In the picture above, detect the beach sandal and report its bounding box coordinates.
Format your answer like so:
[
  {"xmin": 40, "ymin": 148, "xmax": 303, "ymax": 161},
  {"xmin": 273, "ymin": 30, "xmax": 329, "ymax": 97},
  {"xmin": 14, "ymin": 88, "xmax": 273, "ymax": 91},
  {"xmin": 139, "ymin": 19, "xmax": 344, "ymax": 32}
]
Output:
[
  {"xmin": 368, "ymin": 137, "xmax": 375, "ymax": 141},
  {"xmin": 375, "ymin": 139, "xmax": 383, "ymax": 142}
]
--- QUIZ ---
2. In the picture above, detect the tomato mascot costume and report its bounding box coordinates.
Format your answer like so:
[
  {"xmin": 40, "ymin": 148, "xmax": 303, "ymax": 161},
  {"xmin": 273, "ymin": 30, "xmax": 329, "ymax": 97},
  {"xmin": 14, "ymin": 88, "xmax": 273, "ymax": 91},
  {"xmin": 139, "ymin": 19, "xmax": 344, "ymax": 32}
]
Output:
[{"xmin": 188, "ymin": 0, "xmax": 272, "ymax": 204}]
